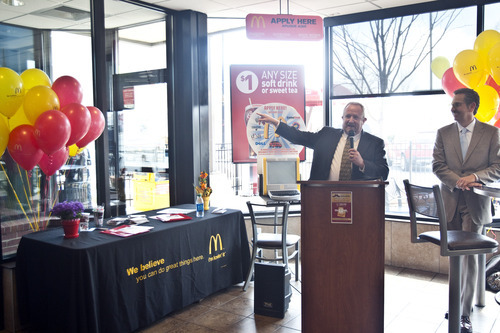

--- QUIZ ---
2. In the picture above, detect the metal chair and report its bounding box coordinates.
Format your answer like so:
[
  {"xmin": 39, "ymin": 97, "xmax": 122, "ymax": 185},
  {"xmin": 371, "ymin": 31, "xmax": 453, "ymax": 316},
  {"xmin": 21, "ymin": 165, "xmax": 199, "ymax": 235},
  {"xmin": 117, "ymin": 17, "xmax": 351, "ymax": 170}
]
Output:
[
  {"xmin": 403, "ymin": 180, "xmax": 498, "ymax": 333},
  {"xmin": 242, "ymin": 201, "xmax": 300, "ymax": 291}
]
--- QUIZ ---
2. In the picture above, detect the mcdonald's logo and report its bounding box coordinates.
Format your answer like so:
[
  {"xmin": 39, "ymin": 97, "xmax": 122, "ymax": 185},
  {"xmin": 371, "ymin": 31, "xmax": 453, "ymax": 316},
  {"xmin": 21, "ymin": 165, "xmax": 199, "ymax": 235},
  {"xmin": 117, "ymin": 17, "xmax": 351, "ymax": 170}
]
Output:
[
  {"xmin": 251, "ymin": 15, "xmax": 265, "ymax": 28},
  {"xmin": 469, "ymin": 65, "xmax": 477, "ymax": 72},
  {"xmin": 209, "ymin": 234, "xmax": 223, "ymax": 254},
  {"xmin": 13, "ymin": 144, "xmax": 22, "ymax": 152}
]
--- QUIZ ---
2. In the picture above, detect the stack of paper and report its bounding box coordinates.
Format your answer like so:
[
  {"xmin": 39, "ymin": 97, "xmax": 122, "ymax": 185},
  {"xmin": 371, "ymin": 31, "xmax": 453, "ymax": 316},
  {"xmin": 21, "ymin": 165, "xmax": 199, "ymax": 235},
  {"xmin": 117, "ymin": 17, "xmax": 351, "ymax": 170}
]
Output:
[{"xmin": 101, "ymin": 225, "xmax": 153, "ymax": 237}]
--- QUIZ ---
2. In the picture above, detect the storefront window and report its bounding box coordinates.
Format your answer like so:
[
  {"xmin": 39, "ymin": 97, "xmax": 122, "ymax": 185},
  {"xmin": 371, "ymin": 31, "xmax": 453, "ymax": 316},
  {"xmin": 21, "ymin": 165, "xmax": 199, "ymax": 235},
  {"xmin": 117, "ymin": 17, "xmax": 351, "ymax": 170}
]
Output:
[
  {"xmin": 329, "ymin": 7, "xmax": 475, "ymax": 95},
  {"xmin": 207, "ymin": 27, "xmax": 324, "ymax": 205},
  {"xmin": 327, "ymin": 6, "xmax": 479, "ymax": 216}
]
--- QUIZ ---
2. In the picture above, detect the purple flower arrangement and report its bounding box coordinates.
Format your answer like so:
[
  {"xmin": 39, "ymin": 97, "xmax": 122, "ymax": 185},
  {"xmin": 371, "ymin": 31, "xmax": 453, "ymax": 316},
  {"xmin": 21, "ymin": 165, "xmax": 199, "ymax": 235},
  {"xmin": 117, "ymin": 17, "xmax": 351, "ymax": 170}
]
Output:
[{"xmin": 51, "ymin": 201, "xmax": 84, "ymax": 220}]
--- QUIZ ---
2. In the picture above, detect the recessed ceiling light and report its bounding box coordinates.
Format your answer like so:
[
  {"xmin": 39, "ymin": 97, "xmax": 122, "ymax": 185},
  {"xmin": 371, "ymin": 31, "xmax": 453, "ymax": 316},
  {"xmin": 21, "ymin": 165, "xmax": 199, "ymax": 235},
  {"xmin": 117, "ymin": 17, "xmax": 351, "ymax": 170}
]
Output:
[{"xmin": 1, "ymin": 0, "xmax": 25, "ymax": 6}]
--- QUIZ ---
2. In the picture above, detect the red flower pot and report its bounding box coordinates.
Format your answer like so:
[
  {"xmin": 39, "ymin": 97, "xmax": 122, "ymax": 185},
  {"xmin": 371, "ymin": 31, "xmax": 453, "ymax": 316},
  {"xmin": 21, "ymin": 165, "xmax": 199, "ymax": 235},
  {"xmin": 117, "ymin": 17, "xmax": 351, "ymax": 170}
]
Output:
[{"xmin": 62, "ymin": 219, "xmax": 80, "ymax": 239}]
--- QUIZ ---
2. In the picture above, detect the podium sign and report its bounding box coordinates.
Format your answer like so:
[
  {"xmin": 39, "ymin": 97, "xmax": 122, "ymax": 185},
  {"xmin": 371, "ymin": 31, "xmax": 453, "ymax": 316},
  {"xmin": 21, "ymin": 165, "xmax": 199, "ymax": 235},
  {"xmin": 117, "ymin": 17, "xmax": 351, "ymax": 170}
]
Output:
[{"xmin": 300, "ymin": 180, "xmax": 386, "ymax": 332}]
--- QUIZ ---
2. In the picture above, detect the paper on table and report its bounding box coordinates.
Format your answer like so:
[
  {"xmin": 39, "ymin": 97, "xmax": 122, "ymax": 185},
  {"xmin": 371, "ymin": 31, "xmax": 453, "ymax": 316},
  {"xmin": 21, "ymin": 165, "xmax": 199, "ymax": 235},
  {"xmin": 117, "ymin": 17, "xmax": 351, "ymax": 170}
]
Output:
[
  {"xmin": 101, "ymin": 225, "xmax": 153, "ymax": 237},
  {"xmin": 157, "ymin": 208, "xmax": 196, "ymax": 214},
  {"xmin": 153, "ymin": 214, "xmax": 192, "ymax": 222},
  {"xmin": 128, "ymin": 215, "xmax": 149, "ymax": 224}
]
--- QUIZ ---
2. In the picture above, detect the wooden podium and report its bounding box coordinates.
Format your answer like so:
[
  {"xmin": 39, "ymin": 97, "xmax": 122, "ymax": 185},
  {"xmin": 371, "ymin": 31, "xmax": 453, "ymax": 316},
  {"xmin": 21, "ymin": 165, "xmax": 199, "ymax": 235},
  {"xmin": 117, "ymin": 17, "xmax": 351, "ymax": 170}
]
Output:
[{"xmin": 299, "ymin": 180, "xmax": 386, "ymax": 332}]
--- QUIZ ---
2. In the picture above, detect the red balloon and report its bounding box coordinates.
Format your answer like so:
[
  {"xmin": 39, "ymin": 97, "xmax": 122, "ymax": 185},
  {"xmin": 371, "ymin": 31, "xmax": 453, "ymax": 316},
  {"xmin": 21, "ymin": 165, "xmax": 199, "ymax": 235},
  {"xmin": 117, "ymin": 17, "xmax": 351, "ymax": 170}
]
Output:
[
  {"xmin": 76, "ymin": 106, "xmax": 105, "ymax": 148},
  {"xmin": 34, "ymin": 110, "xmax": 71, "ymax": 156},
  {"xmin": 442, "ymin": 67, "xmax": 467, "ymax": 96},
  {"xmin": 51, "ymin": 76, "xmax": 83, "ymax": 109},
  {"xmin": 38, "ymin": 146, "xmax": 69, "ymax": 177},
  {"xmin": 495, "ymin": 117, "xmax": 500, "ymax": 128},
  {"xmin": 486, "ymin": 76, "xmax": 500, "ymax": 95},
  {"xmin": 8, "ymin": 125, "xmax": 43, "ymax": 170},
  {"xmin": 61, "ymin": 103, "xmax": 91, "ymax": 146}
]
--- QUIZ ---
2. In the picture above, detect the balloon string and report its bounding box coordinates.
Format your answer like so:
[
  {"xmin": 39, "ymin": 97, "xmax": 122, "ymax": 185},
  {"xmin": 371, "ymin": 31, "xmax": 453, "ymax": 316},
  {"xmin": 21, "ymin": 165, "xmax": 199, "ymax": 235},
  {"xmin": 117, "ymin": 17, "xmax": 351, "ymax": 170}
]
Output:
[
  {"xmin": 0, "ymin": 163, "xmax": 35, "ymax": 232},
  {"xmin": 26, "ymin": 168, "xmax": 39, "ymax": 231},
  {"xmin": 17, "ymin": 165, "xmax": 38, "ymax": 231},
  {"xmin": 43, "ymin": 176, "xmax": 50, "ymax": 229},
  {"xmin": 33, "ymin": 168, "xmax": 41, "ymax": 230}
]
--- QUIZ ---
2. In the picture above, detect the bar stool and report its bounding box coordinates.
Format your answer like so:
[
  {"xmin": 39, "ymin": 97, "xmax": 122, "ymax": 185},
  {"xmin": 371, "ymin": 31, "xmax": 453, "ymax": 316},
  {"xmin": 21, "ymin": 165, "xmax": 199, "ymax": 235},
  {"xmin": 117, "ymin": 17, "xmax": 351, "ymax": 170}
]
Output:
[
  {"xmin": 242, "ymin": 201, "xmax": 300, "ymax": 291},
  {"xmin": 403, "ymin": 180, "xmax": 498, "ymax": 333},
  {"xmin": 471, "ymin": 187, "xmax": 500, "ymax": 306},
  {"xmin": 476, "ymin": 221, "xmax": 500, "ymax": 306}
]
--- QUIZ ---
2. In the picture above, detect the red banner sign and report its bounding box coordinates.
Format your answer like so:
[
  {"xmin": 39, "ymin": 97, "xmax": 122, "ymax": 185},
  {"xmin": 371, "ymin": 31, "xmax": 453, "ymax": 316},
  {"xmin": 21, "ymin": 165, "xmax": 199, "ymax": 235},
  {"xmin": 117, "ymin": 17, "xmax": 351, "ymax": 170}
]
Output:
[
  {"xmin": 230, "ymin": 65, "xmax": 306, "ymax": 163},
  {"xmin": 246, "ymin": 14, "xmax": 323, "ymax": 41}
]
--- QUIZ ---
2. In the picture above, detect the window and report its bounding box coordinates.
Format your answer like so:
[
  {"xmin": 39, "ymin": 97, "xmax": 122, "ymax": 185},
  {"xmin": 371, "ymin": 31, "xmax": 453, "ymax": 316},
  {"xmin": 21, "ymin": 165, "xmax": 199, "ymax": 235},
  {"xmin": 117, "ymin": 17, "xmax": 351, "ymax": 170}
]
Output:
[
  {"xmin": 329, "ymin": 8, "xmax": 475, "ymax": 95},
  {"xmin": 327, "ymin": 4, "xmax": 483, "ymax": 217},
  {"xmin": 207, "ymin": 27, "xmax": 324, "ymax": 203}
]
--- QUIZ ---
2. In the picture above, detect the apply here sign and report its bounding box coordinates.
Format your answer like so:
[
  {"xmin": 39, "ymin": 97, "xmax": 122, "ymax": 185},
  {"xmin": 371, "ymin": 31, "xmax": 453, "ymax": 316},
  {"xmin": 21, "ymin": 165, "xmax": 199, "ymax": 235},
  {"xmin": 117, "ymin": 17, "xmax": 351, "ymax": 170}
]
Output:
[{"xmin": 246, "ymin": 13, "xmax": 324, "ymax": 41}]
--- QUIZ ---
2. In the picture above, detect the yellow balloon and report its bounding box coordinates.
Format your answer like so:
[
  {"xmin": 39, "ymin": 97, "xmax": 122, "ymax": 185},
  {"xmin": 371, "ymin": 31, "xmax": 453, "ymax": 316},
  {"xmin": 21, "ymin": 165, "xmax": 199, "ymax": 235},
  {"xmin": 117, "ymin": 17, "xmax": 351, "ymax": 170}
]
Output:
[
  {"xmin": 9, "ymin": 105, "xmax": 31, "ymax": 129},
  {"xmin": 20, "ymin": 68, "xmax": 51, "ymax": 91},
  {"xmin": 475, "ymin": 84, "xmax": 499, "ymax": 122},
  {"xmin": 474, "ymin": 30, "xmax": 500, "ymax": 63},
  {"xmin": 431, "ymin": 56, "xmax": 450, "ymax": 79},
  {"xmin": 68, "ymin": 144, "xmax": 84, "ymax": 157},
  {"xmin": 453, "ymin": 49, "xmax": 488, "ymax": 89},
  {"xmin": 489, "ymin": 42, "xmax": 500, "ymax": 84},
  {"xmin": 0, "ymin": 115, "xmax": 9, "ymax": 157},
  {"xmin": 23, "ymin": 85, "xmax": 60, "ymax": 124},
  {"xmin": 0, "ymin": 67, "xmax": 24, "ymax": 118}
]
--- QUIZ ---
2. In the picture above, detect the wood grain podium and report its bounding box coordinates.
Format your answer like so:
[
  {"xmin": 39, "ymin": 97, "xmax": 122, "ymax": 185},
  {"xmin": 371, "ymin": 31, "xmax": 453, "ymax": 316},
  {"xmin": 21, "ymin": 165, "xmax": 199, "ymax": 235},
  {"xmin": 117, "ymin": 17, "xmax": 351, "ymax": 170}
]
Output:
[{"xmin": 299, "ymin": 180, "xmax": 386, "ymax": 332}]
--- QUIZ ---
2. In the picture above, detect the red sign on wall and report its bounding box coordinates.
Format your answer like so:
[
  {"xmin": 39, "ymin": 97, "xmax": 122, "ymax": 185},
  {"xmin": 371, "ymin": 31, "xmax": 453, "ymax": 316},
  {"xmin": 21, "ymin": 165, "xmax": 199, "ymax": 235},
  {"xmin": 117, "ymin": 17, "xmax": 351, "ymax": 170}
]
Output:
[
  {"xmin": 230, "ymin": 65, "xmax": 306, "ymax": 163},
  {"xmin": 246, "ymin": 14, "xmax": 323, "ymax": 41}
]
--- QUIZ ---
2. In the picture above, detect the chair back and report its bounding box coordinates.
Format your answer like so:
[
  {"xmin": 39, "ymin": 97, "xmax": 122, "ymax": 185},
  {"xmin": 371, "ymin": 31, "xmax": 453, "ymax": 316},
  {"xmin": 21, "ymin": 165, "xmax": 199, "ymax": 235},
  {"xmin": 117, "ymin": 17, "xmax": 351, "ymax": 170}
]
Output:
[
  {"xmin": 246, "ymin": 201, "xmax": 290, "ymax": 244},
  {"xmin": 403, "ymin": 180, "xmax": 449, "ymax": 252}
]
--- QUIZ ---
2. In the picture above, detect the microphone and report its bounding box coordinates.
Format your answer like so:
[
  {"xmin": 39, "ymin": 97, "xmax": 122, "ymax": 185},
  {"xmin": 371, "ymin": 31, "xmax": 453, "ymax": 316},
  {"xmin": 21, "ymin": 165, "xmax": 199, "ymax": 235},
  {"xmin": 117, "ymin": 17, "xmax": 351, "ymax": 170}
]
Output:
[{"xmin": 348, "ymin": 130, "xmax": 355, "ymax": 148}]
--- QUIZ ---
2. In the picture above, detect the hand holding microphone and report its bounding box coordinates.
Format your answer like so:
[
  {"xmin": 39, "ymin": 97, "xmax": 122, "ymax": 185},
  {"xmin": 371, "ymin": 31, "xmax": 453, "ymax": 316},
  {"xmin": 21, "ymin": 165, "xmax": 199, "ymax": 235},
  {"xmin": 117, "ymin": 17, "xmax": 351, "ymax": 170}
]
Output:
[
  {"xmin": 347, "ymin": 130, "xmax": 364, "ymax": 169},
  {"xmin": 348, "ymin": 130, "xmax": 354, "ymax": 148}
]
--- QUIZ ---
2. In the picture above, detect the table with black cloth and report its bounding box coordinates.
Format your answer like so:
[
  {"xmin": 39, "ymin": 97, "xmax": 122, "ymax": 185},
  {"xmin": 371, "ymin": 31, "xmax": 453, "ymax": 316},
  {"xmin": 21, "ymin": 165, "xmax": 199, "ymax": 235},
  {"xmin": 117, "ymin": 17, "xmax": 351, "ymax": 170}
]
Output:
[{"xmin": 16, "ymin": 205, "xmax": 250, "ymax": 333}]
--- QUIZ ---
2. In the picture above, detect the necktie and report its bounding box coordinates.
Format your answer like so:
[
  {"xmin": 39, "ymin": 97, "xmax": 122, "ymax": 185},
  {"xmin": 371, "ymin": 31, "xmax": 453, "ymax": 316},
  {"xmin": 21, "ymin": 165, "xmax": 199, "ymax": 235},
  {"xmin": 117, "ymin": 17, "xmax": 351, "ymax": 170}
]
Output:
[
  {"xmin": 460, "ymin": 128, "xmax": 469, "ymax": 160},
  {"xmin": 339, "ymin": 140, "xmax": 351, "ymax": 180}
]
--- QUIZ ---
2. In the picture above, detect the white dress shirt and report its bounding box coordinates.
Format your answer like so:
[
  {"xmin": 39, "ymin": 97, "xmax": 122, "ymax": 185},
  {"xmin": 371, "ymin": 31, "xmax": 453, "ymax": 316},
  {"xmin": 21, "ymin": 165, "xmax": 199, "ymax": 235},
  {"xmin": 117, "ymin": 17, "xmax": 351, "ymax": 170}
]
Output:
[{"xmin": 329, "ymin": 132, "xmax": 361, "ymax": 181}]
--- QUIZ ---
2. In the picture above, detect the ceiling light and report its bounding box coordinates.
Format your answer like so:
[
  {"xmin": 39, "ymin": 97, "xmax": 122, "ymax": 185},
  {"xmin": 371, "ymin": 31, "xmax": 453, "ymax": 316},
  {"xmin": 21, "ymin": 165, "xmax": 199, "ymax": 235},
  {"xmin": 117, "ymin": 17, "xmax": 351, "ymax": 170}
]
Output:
[{"xmin": 1, "ymin": 0, "xmax": 25, "ymax": 6}]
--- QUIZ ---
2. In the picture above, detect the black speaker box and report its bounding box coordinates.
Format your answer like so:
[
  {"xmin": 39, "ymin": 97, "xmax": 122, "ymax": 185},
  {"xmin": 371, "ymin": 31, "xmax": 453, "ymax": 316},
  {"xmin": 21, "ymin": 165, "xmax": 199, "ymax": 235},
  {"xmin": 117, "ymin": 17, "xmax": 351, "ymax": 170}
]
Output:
[{"xmin": 254, "ymin": 262, "xmax": 292, "ymax": 318}]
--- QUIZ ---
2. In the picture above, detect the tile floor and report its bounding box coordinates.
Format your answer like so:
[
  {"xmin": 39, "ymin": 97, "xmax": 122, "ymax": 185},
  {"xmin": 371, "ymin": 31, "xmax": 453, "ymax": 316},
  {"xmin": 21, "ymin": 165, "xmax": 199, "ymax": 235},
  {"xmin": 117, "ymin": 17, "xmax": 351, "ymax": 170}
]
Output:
[{"xmin": 139, "ymin": 265, "xmax": 500, "ymax": 333}]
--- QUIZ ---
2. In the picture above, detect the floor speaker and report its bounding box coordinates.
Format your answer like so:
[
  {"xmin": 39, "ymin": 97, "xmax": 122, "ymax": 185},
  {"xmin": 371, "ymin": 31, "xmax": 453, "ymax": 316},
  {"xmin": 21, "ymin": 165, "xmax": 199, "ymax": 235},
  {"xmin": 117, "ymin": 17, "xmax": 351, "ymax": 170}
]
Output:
[{"xmin": 254, "ymin": 262, "xmax": 291, "ymax": 318}]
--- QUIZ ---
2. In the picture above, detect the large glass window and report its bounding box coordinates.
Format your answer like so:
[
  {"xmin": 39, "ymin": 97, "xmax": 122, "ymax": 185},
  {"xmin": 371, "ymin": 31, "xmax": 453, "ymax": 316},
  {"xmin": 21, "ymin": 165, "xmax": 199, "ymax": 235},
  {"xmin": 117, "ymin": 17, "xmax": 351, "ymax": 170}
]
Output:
[
  {"xmin": 208, "ymin": 27, "xmax": 324, "ymax": 205},
  {"xmin": 109, "ymin": 18, "xmax": 168, "ymax": 215},
  {"xmin": 327, "ymin": 5, "xmax": 483, "ymax": 216},
  {"xmin": 330, "ymin": 7, "xmax": 475, "ymax": 96}
]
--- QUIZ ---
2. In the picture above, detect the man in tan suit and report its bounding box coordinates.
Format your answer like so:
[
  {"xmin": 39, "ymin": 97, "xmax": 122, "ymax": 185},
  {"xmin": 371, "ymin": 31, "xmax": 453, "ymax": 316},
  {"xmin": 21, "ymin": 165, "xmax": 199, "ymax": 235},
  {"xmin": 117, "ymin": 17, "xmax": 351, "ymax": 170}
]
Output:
[{"xmin": 433, "ymin": 88, "xmax": 500, "ymax": 333}]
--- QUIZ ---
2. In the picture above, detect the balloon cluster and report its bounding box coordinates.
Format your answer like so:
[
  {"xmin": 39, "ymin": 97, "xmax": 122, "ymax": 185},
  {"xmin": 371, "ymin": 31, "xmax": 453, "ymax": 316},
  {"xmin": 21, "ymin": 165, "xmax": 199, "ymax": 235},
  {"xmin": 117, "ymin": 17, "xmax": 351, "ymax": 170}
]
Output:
[
  {"xmin": 432, "ymin": 30, "xmax": 500, "ymax": 124},
  {"xmin": 0, "ymin": 68, "xmax": 105, "ymax": 177}
]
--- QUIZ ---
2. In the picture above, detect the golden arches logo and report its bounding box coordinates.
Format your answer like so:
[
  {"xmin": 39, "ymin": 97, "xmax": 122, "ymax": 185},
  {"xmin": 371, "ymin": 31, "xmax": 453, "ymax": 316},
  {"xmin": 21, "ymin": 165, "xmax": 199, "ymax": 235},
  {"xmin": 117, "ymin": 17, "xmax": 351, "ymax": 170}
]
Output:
[
  {"xmin": 13, "ymin": 144, "xmax": 22, "ymax": 152},
  {"xmin": 251, "ymin": 16, "xmax": 265, "ymax": 28},
  {"xmin": 209, "ymin": 234, "xmax": 223, "ymax": 254}
]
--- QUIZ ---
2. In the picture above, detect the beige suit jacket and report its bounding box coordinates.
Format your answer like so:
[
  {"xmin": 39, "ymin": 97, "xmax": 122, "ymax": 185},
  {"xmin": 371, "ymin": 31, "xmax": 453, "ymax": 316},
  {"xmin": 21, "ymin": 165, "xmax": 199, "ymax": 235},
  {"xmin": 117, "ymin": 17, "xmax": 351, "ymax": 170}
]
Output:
[{"xmin": 432, "ymin": 121, "xmax": 500, "ymax": 224}]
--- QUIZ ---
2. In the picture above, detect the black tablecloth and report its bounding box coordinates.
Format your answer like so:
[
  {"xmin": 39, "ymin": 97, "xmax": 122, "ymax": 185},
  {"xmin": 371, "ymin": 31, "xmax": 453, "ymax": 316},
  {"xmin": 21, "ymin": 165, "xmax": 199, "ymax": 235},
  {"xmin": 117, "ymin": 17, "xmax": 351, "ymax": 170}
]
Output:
[{"xmin": 16, "ymin": 205, "xmax": 250, "ymax": 333}]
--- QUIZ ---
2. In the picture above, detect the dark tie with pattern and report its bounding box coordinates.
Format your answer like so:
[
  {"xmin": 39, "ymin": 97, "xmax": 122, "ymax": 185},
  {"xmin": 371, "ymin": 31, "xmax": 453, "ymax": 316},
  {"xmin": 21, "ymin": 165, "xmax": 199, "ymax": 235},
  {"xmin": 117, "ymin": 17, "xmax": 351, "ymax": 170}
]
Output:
[{"xmin": 339, "ymin": 141, "xmax": 351, "ymax": 180}]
